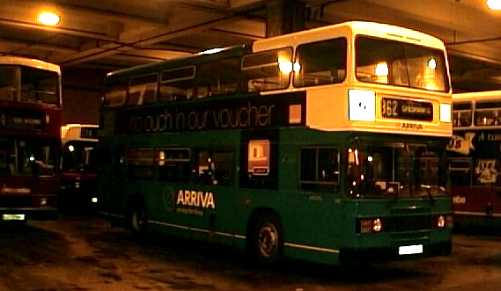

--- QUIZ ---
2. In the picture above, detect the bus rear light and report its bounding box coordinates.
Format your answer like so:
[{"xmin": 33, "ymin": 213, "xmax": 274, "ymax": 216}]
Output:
[
  {"xmin": 359, "ymin": 218, "xmax": 383, "ymax": 233},
  {"xmin": 348, "ymin": 89, "xmax": 376, "ymax": 121}
]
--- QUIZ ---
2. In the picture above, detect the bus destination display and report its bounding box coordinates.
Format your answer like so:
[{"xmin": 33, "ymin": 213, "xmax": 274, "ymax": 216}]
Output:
[{"xmin": 381, "ymin": 98, "xmax": 433, "ymax": 121}]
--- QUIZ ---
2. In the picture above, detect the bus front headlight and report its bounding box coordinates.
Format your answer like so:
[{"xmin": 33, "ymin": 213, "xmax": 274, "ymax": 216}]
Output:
[{"xmin": 358, "ymin": 217, "xmax": 383, "ymax": 233}]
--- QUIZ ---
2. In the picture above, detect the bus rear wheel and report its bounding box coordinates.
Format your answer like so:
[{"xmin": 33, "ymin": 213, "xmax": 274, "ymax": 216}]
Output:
[{"xmin": 249, "ymin": 215, "xmax": 283, "ymax": 265}]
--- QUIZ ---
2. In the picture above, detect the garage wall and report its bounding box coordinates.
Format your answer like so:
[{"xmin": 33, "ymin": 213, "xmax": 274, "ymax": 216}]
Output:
[{"xmin": 61, "ymin": 68, "xmax": 108, "ymax": 125}]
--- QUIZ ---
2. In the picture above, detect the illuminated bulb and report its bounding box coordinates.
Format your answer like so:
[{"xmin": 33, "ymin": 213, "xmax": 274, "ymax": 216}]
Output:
[
  {"xmin": 375, "ymin": 62, "xmax": 389, "ymax": 76},
  {"xmin": 68, "ymin": 145, "xmax": 75, "ymax": 152},
  {"xmin": 37, "ymin": 11, "xmax": 61, "ymax": 26},
  {"xmin": 487, "ymin": 0, "xmax": 501, "ymax": 10},
  {"xmin": 29, "ymin": 156, "xmax": 35, "ymax": 162},
  {"xmin": 91, "ymin": 197, "xmax": 98, "ymax": 204},
  {"xmin": 427, "ymin": 58, "xmax": 437, "ymax": 70},
  {"xmin": 278, "ymin": 60, "xmax": 293, "ymax": 74},
  {"xmin": 199, "ymin": 47, "xmax": 225, "ymax": 55},
  {"xmin": 368, "ymin": 156, "xmax": 373, "ymax": 162},
  {"xmin": 293, "ymin": 62, "xmax": 301, "ymax": 72}
]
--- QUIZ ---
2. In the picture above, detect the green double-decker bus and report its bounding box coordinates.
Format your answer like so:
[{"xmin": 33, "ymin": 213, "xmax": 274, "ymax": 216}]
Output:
[{"xmin": 98, "ymin": 21, "xmax": 453, "ymax": 265}]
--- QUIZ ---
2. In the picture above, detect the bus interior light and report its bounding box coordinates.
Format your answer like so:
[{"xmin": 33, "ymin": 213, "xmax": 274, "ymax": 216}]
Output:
[
  {"xmin": 375, "ymin": 62, "xmax": 389, "ymax": 76},
  {"xmin": 278, "ymin": 60, "xmax": 293, "ymax": 74},
  {"xmin": 91, "ymin": 197, "xmax": 98, "ymax": 204},
  {"xmin": 440, "ymin": 103, "xmax": 452, "ymax": 122},
  {"xmin": 427, "ymin": 58, "xmax": 437, "ymax": 70},
  {"xmin": 348, "ymin": 89, "xmax": 376, "ymax": 121}
]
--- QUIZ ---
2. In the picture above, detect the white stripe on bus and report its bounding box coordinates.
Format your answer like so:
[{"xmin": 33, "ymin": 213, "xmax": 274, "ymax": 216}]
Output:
[
  {"xmin": 284, "ymin": 242, "xmax": 340, "ymax": 254},
  {"xmin": 98, "ymin": 211, "xmax": 125, "ymax": 219},
  {"xmin": 102, "ymin": 214, "xmax": 338, "ymax": 254},
  {"xmin": 455, "ymin": 211, "xmax": 501, "ymax": 218}
]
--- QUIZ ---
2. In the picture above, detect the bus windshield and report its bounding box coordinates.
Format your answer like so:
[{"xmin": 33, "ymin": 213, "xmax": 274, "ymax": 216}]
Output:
[
  {"xmin": 347, "ymin": 143, "xmax": 447, "ymax": 198},
  {"xmin": 62, "ymin": 141, "xmax": 97, "ymax": 173},
  {"xmin": 0, "ymin": 66, "xmax": 59, "ymax": 106},
  {"xmin": 356, "ymin": 36, "xmax": 449, "ymax": 92},
  {"xmin": 0, "ymin": 138, "xmax": 57, "ymax": 177}
]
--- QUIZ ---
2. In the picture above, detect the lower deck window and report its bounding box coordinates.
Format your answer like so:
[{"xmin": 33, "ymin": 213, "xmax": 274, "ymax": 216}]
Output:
[{"xmin": 300, "ymin": 147, "xmax": 339, "ymax": 191}]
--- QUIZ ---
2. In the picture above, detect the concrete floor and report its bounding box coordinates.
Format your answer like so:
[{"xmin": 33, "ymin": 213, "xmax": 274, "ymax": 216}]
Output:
[{"xmin": 0, "ymin": 217, "xmax": 500, "ymax": 291}]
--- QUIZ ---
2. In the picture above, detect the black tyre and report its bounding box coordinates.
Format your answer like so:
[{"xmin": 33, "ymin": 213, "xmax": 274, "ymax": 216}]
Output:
[
  {"xmin": 249, "ymin": 214, "xmax": 283, "ymax": 265},
  {"xmin": 129, "ymin": 204, "xmax": 148, "ymax": 235}
]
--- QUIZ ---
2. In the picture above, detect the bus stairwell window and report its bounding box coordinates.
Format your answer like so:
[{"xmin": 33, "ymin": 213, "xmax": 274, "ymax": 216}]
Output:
[{"xmin": 248, "ymin": 140, "xmax": 270, "ymax": 176}]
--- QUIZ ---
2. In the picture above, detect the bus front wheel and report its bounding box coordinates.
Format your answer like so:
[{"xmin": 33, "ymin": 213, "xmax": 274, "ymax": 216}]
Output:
[
  {"xmin": 129, "ymin": 205, "xmax": 147, "ymax": 235},
  {"xmin": 249, "ymin": 214, "xmax": 283, "ymax": 265}
]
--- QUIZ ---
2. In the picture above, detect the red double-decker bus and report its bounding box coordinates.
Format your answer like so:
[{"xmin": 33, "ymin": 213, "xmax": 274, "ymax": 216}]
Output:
[
  {"xmin": 0, "ymin": 56, "xmax": 61, "ymax": 222},
  {"xmin": 450, "ymin": 90, "xmax": 501, "ymax": 226}
]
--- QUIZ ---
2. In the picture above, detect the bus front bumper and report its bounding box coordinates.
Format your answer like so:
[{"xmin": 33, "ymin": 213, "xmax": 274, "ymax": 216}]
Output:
[
  {"xmin": 339, "ymin": 240, "xmax": 452, "ymax": 263},
  {"xmin": 0, "ymin": 207, "xmax": 58, "ymax": 221}
]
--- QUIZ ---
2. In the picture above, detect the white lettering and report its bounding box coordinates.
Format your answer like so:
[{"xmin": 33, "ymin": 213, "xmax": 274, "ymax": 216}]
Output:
[{"xmin": 176, "ymin": 189, "xmax": 216, "ymax": 209}]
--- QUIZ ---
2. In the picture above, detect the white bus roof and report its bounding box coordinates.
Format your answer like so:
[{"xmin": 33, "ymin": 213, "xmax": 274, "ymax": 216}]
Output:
[
  {"xmin": 453, "ymin": 90, "xmax": 501, "ymax": 103},
  {"xmin": 253, "ymin": 21, "xmax": 446, "ymax": 52},
  {"xmin": 61, "ymin": 124, "xmax": 98, "ymax": 141},
  {"xmin": 0, "ymin": 56, "xmax": 60, "ymax": 74}
]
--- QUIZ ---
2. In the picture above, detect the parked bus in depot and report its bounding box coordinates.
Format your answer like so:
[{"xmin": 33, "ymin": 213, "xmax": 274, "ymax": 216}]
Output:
[
  {"xmin": 98, "ymin": 21, "xmax": 453, "ymax": 265},
  {"xmin": 449, "ymin": 91, "xmax": 501, "ymax": 226},
  {"xmin": 0, "ymin": 56, "xmax": 61, "ymax": 222},
  {"xmin": 60, "ymin": 124, "xmax": 98, "ymax": 211}
]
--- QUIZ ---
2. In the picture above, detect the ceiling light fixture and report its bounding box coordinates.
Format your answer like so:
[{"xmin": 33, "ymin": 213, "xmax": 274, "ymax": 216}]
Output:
[
  {"xmin": 487, "ymin": 0, "xmax": 501, "ymax": 10},
  {"xmin": 37, "ymin": 11, "xmax": 61, "ymax": 26}
]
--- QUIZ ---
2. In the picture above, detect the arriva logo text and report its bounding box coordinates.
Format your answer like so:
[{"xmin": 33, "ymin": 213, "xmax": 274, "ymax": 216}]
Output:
[{"xmin": 176, "ymin": 190, "xmax": 215, "ymax": 209}]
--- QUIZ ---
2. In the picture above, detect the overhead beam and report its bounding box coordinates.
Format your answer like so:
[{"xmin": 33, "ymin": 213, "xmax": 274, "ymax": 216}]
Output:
[
  {"xmin": 60, "ymin": 12, "xmax": 245, "ymax": 66},
  {"xmin": 0, "ymin": 17, "xmax": 117, "ymax": 41},
  {"xmin": 0, "ymin": 38, "xmax": 79, "ymax": 54}
]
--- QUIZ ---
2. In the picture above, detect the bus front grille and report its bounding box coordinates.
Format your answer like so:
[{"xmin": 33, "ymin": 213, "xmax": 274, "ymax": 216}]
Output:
[
  {"xmin": 385, "ymin": 215, "xmax": 433, "ymax": 232},
  {"xmin": 0, "ymin": 196, "xmax": 33, "ymax": 208}
]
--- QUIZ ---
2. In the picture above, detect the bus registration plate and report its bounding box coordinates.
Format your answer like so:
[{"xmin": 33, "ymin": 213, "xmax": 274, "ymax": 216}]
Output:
[
  {"xmin": 2, "ymin": 214, "xmax": 25, "ymax": 221},
  {"xmin": 398, "ymin": 244, "xmax": 423, "ymax": 255}
]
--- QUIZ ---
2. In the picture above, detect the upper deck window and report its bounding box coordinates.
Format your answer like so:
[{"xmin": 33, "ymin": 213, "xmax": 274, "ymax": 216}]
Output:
[
  {"xmin": 294, "ymin": 38, "xmax": 347, "ymax": 87},
  {"xmin": 0, "ymin": 66, "xmax": 59, "ymax": 106},
  {"xmin": 242, "ymin": 48, "xmax": 292, "ymax": 92},
  {"xmin": 356, "ymin": 36, "xmax": 449, "ymax": 92},
  {"xmin": 104, "ymin": 83, "xmax": 127, "ymax": 107},
  {"xmin": 128, "ymin": 74, "xmax": 158, "ymax": 105},
  {"xmin": 452, "ymin": 102, "xmax": 472, "ymax": 127},
  {"xmin": 159, "ymin": 66, "xmax": 195, "ymax": 102},
  {"xmin": 196, "ymin": 57, "xmax": 240, "ymax": 98},
  {"xmin": 474, "ymin": 102, "xmax": 501, "ymax": 126}
]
